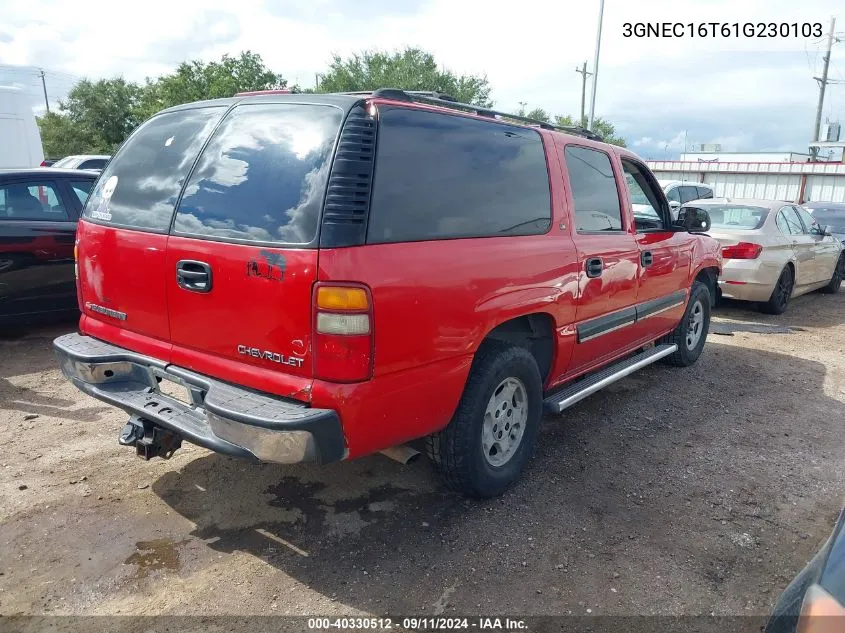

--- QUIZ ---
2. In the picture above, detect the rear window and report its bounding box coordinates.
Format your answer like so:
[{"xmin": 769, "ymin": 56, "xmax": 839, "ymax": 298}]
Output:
[
  {"xmin": 705, "ymin": 205, "xmax": 769, "ymax": 230},
  {"xmin": 83, "ymin": 107, "xmax": 225, "ymax": 231},
  {"xmin": 367, "ymin": 107, "xmax": 551, "ymax": 244},
  {"xmin": 174, "ymin": 103, "xmax": 342, "ymax": 244}
]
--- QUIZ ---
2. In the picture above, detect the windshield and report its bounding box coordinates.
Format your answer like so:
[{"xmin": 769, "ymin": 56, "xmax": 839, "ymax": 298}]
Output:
[
  {"xmin": 810, "ymin": 210, "xmax": 845, "ymax": 233},
  {"xmin": 702, "ymin": 205, "xmax": 769, "ymax": 230}
]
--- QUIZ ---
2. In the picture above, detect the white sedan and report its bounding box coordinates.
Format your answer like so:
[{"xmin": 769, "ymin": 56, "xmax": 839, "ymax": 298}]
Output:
[{"xmin": 680, "ymin": 198, "xmax": 844, "ymax": 314}]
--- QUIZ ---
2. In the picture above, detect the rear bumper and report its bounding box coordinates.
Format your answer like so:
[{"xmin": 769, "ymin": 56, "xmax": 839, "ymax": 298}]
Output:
[{"xmin": 53, "ymin": 333, "xmax": 346, "ymax": 464}]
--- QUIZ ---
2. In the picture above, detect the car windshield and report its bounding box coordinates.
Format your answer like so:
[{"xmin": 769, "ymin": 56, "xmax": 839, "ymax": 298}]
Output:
[
  {"xmin": 52, "ymin": 156, "xmax": 76, "ymax": 168},
  {"xmin": 809, "ymin": 209, "xmax": 845, "ymax": 233},
  {"xmin": 702, "ymin": 205, "xmax": 769, "ymax": 230}
]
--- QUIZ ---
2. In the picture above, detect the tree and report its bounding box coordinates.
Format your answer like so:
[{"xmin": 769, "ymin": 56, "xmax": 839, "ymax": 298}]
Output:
[
  {"xmin": 137, "ymin": 51, "xmax": 287, "ymax": 119},
  {"xmin": 37, "ymin": 77, "xmax": 141, "ymax": 156},
  {"xmin": 556, "ymin": 114, "xmax": 627, "ymax": 147},
  {"xmin": 316, "ymin": 48, "xmax": 492, "ymax": 106}
]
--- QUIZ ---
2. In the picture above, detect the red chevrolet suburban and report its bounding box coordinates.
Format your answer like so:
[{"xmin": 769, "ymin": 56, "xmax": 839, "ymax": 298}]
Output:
[{"xmin": 54, "ymin": 89, "xmax": 721, "ymax": 497}]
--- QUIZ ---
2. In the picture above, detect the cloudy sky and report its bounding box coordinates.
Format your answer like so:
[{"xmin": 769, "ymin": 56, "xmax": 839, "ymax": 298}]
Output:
[{"xmin": 1, "ymin": 0, "xmax": 843, "ymax": 159}]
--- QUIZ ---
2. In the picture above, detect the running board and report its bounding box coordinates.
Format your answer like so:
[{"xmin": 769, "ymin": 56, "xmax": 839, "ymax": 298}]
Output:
[{"xmin": 543, "ymin": 344, "xmax": 678, "ymax": 414}]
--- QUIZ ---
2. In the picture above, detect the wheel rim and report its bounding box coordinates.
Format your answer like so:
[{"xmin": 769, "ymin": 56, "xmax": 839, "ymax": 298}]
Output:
[
  {"xmin": 685, "ymin": 300, "xmax": 704, "ymax": 350},
  {"xmin": 482, "ymin": 377, "xmax": 528, "ymax": 467},
  {"xmin": 776, "ymin": 270, "xmax": 793, "ymax": 309}
]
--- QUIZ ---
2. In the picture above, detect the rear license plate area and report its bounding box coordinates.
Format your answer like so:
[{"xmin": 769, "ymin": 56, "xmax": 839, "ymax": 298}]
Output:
[{"xmin": 156, "ymin": 376, "xmax": 192, "ymax": 406}]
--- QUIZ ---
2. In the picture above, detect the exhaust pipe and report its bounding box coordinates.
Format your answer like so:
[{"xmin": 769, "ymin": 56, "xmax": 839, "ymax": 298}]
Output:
[{"xmin": 380, "ymin": 444, "xmax": 421, "ymax": 465}]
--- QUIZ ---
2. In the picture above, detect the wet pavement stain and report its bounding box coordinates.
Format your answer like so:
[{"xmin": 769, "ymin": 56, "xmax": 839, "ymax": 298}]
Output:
[{"xmin": 124, "ymin": 538, "xmax": 183, "ymax": 577}]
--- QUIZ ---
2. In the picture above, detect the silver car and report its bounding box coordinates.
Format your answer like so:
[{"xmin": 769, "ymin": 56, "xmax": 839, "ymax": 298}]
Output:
[{"xmin": 680, "ymin": 198, "xmax": 844, "ymax": 314}]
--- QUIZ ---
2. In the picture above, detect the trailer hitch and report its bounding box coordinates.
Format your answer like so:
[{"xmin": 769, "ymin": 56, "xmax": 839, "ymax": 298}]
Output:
[{"xmin": 119, "ymin": 416, "xmax": 182, "ymax": 460}]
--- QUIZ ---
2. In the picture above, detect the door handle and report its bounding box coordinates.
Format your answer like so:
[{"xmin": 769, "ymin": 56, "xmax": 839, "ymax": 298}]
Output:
[
  {"xmin": 176, "ymin": 260, "xmax": 213, "ymax": 292},
  {"xmin": 641, "ymin": 251, "xmax": 653, "ymax": 267},
  {"xmin": 585, "ymin": 257, "xmax": 603, "ymax": 278}
]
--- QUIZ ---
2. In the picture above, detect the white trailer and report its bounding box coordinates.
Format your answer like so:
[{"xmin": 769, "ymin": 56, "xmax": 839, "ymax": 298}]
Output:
[{"xmin": 0, "ymin": 86, "xmax": 45, "ymax": 169}]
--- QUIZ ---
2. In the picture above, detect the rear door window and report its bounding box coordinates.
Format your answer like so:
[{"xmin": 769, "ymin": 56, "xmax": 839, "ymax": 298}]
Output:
[
  {"xmin": 777, "ymin": 206, "xmax": 805, "ymax": 235},
  {"xmin": 367, "ymin": 107, "xmax": 551, "ymax": 243},
  {"xmin": 0, "ymin": 182, "xmax": 68, "ymax": 220},
  {"xmin": 174, "ymin": 103, "xmax": 342, "ymax": 245},
  {"xmin": 696, "ymin": 186, "xmax": 713, "ymax": 199},
  {"xmin": 564, "ymin": 146, "xmax": 623, "ymax": 232},
  {"xmin": 83, "ymin": 107, "xmax": 226, "ymax": 232}
]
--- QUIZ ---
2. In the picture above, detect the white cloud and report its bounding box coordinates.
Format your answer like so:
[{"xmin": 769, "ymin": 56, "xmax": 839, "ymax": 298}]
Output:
[{"xmin": 1, "ymin": 0, "xmax": 843, "ymax": 157}]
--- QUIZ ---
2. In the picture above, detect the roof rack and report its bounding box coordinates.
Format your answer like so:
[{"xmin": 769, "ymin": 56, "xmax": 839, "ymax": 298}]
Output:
[{"xmin": 347, "ymin": 88, "xmax": 604, "ymax": 142}]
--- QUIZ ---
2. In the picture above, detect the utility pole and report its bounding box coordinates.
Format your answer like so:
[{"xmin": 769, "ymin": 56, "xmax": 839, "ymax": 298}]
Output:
[
  {"xmin": 575, "ymin": 61, "xmax": 592, "ymax": 128},
  {"xmin": 811, "ymin": 17, "xmax": 836, "ymax": 160},
  {"xmin": 38, "ymin": 69, "xmax": 50, "ymax": 113},
  {"xmin": 587, "ymin": 0, "xmax": 605, "ymax": 131}
]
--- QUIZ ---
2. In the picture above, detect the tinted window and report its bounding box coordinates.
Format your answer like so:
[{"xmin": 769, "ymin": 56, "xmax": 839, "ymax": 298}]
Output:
[
  {"xmin": 174, "ymin": 104, "xmax": 342, "ymax": 244},
  {"xmin": 795, "ymin": 206, "xmax": 821, "ymax": 234},
  {"xmin": 777, "ymin": 206, "xmax": 804, "ymax": 235},
  {"xmin": 706, "ymin": 205, "xmax": 768, "ymax": 230},
  {"xmin": 0, "ymin": 182, "xmax": 68, "ymax": 220},
  {"xmin": 70, "ymin": 180, "xmax": 95, "ymax": 206},
  {"xmin": 367, "ymin": 108, "xmax": 551, "ymax": 243},
  {"xmin": 811, "ymin": 210, "xmax": 845, "ymax": 232},
  {"xmin": 564, "ymin": 146, "xmax": 622, "ymax": 231},
  {"xmin": 79, "ymin": 159, "xmax": 107, "ymax": 170},
  {"xmin": 679, "ymin": 186, "xmax": 700, "ymax": 203},
  {"xmin": 84, "ymin": 107, "xmax": 225, "ymax": 231},
  {"xmin": 696, "ymin": 186, "xmax": 714, "ymax": 199}
]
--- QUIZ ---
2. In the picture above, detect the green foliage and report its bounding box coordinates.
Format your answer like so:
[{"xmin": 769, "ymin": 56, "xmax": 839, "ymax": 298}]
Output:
[
  {"xmin": 38, "ymin": 51, "xmax": 284, "ymax": 156},
  {"xmin": 136, "ymin": 51, "xmax": 285, "ymax": 120},
  {"xmin": 37, "ymin": 78, "xmax": 141, "ymax": 156},
  {"xmin": 316, "ymin": 48, "xmax": 492, "ymax": 107},
  {"xmin": 555, "ymin": 114, "xmax": 627, "ymax": 147},
  {"xmin": 36, "ymin": 48, "xmax": 626, "ymax": 158}
]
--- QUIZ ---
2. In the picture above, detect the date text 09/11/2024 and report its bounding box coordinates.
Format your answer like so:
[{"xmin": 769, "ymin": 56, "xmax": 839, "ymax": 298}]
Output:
[
  {"xmin": 623, "ymin": 22, "xmax": 823, "ymax": 38},
  {"xmin": 307, "ymin": 617, "xmax": 527, "ymax": 630}
]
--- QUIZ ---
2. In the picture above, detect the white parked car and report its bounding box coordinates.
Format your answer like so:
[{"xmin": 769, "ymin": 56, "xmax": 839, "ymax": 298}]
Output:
[
  {"xmin": 658, "ymin": 180, "xmax": 714, "ymax": 219},
  {"xmin": 52, "ymin": 154, "xmax": 111, "ymax": 171}
]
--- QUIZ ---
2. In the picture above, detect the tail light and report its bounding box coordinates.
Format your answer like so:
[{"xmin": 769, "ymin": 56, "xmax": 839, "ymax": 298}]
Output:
[
  {"xmin": 722, "ymin": 242, "xmax": 762, "ymax": 260},
  {"xmin": 73, "ymin": 239, "xmax": 82, "ymax": 310},
  {"xmin": 313, "ymin": 283, "xmax": 373, "ymax": 383},
  {"xmin": 39, "ymin": 160, "xmax": 48, "ymax": 167},
  {"xmin": 796, "ymin": 584, "xmax": 845, "ymax": 633}
]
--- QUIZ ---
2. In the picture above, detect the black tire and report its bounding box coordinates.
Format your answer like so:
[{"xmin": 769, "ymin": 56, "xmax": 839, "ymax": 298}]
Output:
[
  {"xmin": 425, "ymin": 341, "xmax": 542, "ymax": 498},
  {"xmin": 820, "ymin": 254, "xmax": 844, "ymax": 294},
  {"xmin": 660, "ymin": 281, "xmax": 711, "ymax": 367},
  {"xmin": 761, "ymin": 266, "xmax": 794, "ymax": 314}
]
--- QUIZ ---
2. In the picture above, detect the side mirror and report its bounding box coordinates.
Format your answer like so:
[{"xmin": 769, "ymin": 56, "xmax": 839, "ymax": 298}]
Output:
[
  {"xmin": 824, "ymin": 225, "xmax": 833, "ymax": 236},
  {"xmin": 676, "ymin": 206, "xmax": 711, "ymax": 233}
]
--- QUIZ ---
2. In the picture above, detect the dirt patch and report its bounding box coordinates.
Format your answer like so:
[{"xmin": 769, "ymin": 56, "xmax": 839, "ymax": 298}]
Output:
[{"xmin": 1, "ymin": 291, "xmax": 844, "ymax": 618}]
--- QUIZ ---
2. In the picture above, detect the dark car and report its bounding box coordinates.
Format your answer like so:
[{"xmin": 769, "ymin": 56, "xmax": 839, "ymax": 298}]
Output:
[
  {"xmin": 766, "ymin": 505, "xmax": 845, "ymax": 632},
  {"xmin": 804, "ymin": 202, "xmax": 845, "ymax": 245},
  {"xmin": 0, "ymin": 168, "xmax": 98, "ymax": 325}
]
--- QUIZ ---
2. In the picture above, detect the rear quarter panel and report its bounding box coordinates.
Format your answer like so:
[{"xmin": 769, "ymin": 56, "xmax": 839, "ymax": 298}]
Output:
[{"xmin": 316, "ymin": 235, "xmax": 580, "ymax": 457}]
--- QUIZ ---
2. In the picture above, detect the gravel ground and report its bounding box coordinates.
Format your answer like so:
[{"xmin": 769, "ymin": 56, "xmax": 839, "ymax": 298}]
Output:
[{"xmin": 1, "ymin": 291, "xmax": 844, "ymax": 619}]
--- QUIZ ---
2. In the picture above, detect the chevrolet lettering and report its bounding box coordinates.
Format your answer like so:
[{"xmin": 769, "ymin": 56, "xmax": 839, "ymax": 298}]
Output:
[{"xmin": 237, "ymin": 345, "xmax": 305, "ymax": 367}]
